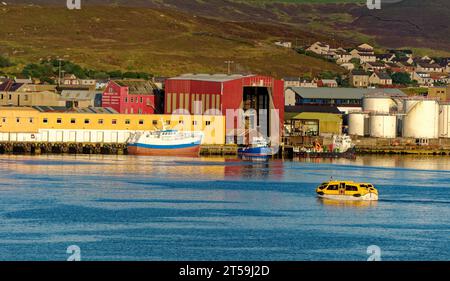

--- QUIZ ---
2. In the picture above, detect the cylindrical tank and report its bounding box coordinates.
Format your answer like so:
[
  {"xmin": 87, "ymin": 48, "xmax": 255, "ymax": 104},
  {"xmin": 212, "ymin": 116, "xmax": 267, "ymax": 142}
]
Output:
[
  {"xmin": 403, "ymin": 99, "xmax": 439, "ymax": 139},
  {"xmin": 348, "ymin": 112, "xmax": 368, "ymax": 136},
  {"xmin": 439, "ymin": 103, "xmax": 450, "ymax": 138},
  {"xmin": 363, "ymin": 96, "xmax": 397, "ymax": 114},
  {"xmin": 369, "ymin": 114, "xmax": 397, "ymax": 138}
]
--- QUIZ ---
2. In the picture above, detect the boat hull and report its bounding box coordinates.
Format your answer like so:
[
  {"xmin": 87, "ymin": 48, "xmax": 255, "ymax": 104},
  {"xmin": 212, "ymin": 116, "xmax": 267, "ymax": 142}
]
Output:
[
  {"xmin": 127, "ymin": 143, "xmax": 201, "ymax": 157},
  {"xmin": 317, "ymin": 193, "xmax": 378, "ymax": 201},
  {"xmin": 238, "ymin": 147, "xmax": 273, "ymax": 158}
]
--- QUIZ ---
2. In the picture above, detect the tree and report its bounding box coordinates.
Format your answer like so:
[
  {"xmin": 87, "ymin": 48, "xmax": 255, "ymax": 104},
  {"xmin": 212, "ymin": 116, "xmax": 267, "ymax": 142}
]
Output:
[
  {"xmin": 0, "ymin": 56, "xmax": 14, "ymax": 68},
  {"xmin": 391, "ymin": 72, "xmax": 412, "ymax": 85},
  {"xmin": 350, "ymin": 58, "xmax": 361, "ymax": 69}
]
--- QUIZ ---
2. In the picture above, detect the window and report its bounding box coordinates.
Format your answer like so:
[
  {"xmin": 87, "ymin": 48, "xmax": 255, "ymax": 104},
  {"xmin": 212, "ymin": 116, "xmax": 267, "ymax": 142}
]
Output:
[
  {"xmin": 165, "ymin": 120, "xmax": 170, "ymax": 125},
  {"xmin": 125, "ymin": 119, "xmax": 130, "ymax": 125},
  {"xmin": 1, "ymin": 117, "xmax": 5, "ymax": 123},
  {"xmin": 24, "ymin": 95, "xmax": 29, "ymax": 101},
  {"xmin": 140, "ymin": 97, "xmax": 143, "ymax": 103},
  {"xmin": 125, "ymin": 97, "xmax": 128, "ymax": 103},
  {"xmin": 8, "ymin": 94, "xmax": 12, "ymax": 100},
  {"xmin": 146, "ymin": 98, "xmax": 151, "ymax": 106},
  {"xmin": 43, "ymin": 118, "xmax": 48, "ymax": 124},
  {"xmin": 205, "ymin": 121, "xmax": 211, "ymax": 126},
  {"xmin": 29, "ymin": 118, "xmax": 33, "ymax": 123},
  {"xmin": 139, "ymin": 120, "xmax": 144, "ymax": 125},
  {"xmin": 0, "ymin": 94, "xmax": 3, "ymax": 99},
  {"xmin": 57, "ymin": 118, "xmax": 62, "ymax": 124},
  {"xmin": 84, "ymin": 119, "xmax": 90, "ymax": 124},
  {"xmin": 346, "ymin": 185, "xmax": 358, "ymax": 192},
  {"xmin": 152, "ymin": 120, "xmax": 158, "ymax": 125},
  {"xmin": 131, "ymin": 98, "xmax": 134, "ymax": 103},
  {"xmin": 192, "ymin": 121, "xmax": 198, "ymax": 125},
  {"xmin": 16, "ymin": 118, "xmax": 20, "ymax": 123},
  {"xmin": 179, "ymin": 120, "xmax": 184, "ymax": 124},
  {"xmin": 71, "ymin": 118, "xmax": 76, "ymax": 124},
  {"xmin": 112, "ymin": 119, "xmax": 117, "ymax": 125},
  {"xmin": 327, "ymin": 185, "xmax": 338, "ymax": 191},
  {"xmin": 98, "ymin": 119, "xmax": 104, "ymax": 124}
]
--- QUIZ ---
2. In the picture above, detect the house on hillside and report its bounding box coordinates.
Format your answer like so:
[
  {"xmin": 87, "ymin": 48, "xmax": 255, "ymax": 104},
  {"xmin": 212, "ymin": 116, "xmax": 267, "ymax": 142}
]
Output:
[
  {"xmin": 318, "ymin": 79, "xmax": 338, "ymax": 88},
  {"xmin": 411, "ymin": 72, "xmax": 434, "ymax": 86},
  {"xmin": 369, "ymin": 72, "xmax": 393, "ymax": 86},
  {"xmin": 363, "ymin": 61, "xmax": 387, "ymax": 72},
  {"xmin": 274, "ymin": 41, "xmax": 292, "ymax": 48},
  {"xmin": 307, "ymin": 42, "xmax": 331, "ymax": 55},
  {"xmin": 416, "ymin": 62, "xmax": 444, "ymax": 73},
  {"xmin": 376, "ymin": 54, "xmax": 396, "ymax": 62},
  {"xmin": 333, "ymin": 50, "xmax": 353, "ymax": 64},
  {"xmin": 350, "ymin": 70, "xmax": 370, "ymax": 88}
]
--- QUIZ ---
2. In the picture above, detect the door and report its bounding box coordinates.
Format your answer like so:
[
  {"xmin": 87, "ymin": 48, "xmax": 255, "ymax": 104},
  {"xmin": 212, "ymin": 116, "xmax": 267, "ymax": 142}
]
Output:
[{"xmin": 339, "ymin": 182, "xmax": 346, "ymax": 195}]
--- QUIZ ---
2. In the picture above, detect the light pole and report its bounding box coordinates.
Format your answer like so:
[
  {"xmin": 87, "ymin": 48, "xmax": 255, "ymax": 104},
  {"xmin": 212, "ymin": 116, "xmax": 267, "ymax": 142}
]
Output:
[{"xmin": 225, "ymin": 60, "xmax": 234, "ymax": 75}]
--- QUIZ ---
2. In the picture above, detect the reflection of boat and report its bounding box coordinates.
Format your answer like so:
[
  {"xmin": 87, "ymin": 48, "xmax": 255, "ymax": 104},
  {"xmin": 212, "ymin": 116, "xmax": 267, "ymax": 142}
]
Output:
[
  {"xmin": 127, "ymin": 130, "xmax": 203, "ymax": 157},
  {"xmin": 238, "ymin": 137, "xmax": 273, "ymax": 159},
  {"xmin": 298, "ymin": 135, "xmax": 356, "ymax": 159},
  {"xmin": 316, "ymin": 180, "xmax": 379, "ymax": 201},
  {"xmin": 318, "ymin": 198, "xmax": 378, "ymax": 208}
]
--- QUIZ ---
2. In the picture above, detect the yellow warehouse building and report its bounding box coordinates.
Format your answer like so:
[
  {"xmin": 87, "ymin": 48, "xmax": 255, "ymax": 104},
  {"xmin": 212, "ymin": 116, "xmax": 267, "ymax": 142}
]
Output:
[{"xmin": 0, "ymin": 107, "xmax": 226, "ymax": 145}]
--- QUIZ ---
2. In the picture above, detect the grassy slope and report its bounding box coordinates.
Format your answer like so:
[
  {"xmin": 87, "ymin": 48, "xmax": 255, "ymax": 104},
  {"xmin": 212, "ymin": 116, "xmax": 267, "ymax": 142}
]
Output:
[{"xmin": 0, "ymin": 5, "xmax": 344, "ymax": 78}]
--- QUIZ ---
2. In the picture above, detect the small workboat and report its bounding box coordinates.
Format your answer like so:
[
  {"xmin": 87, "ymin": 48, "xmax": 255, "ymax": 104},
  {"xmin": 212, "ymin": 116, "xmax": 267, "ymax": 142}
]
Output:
[
  {"xmin": 127, "ymin": 129, "xmax": 203, "ymax": 157},
  {"xmin": 238, "ymin": 137, "xmax": 273, "ymax": 159},
  {"xmin": 316, "ymin": 180, "xmax": 379, "ymax": 201},
  {"xmin": 298, "ymin": 135, "xmax": 356, "ymax": 159}
]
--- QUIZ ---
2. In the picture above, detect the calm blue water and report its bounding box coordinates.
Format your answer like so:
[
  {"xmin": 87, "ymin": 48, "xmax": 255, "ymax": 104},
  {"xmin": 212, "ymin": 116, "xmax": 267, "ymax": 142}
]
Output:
[{"xmin": 0, "ymin": 154, "xmax": 449, "ymax": 261}]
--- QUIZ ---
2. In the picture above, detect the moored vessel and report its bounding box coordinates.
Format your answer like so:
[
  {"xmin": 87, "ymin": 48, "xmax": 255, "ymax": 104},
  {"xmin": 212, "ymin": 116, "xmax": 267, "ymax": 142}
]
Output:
[
  {"xmin": 127, "ymin": 130, "xmax": 203, "ymax": 157},
  {"xmin": 298, "ymin": 135, "xmax": 355, "ymax": 159},
  {"xmin": 238, "ymin": 137, "xmax": 273, "ymax": 159},
  {"xmin": 316, "ymin": 180, "xmax": 379, "ymax": 201}
]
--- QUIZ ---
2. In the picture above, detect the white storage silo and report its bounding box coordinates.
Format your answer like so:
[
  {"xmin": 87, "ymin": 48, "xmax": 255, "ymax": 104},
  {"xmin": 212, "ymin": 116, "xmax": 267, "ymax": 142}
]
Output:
[
  {"xmin": 363, "ymin": 96, "xmax": 397, "ymax": 114},
  {"xmin": 348, "ymin": 112, "xmax": 368, "ymax": 136},
  {"xmin": 369, "ymin": 114, "xmax": 397, "ymax": 138},
  {"xmin": 439, "ymin": 103, "xmax": 450, "ymax": 138},
  {"xmin": 403, "ymin": 99, "xmax": 439, "ymax": 139}
]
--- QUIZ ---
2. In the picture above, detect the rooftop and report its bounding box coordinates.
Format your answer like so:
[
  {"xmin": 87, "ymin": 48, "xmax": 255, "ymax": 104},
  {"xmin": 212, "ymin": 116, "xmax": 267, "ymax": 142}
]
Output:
[
  {"xmin": 32, "ymin": 106, "xmax": 118, "ymax": 114},
  {"xmin": 113, "ymin": 79, "xmax": 158, "ymax": 95},
  {"xmin": 285, "ymin": 105, "xmax": 342, "ymax": 114},
  {"xmin": 60, "ymin": 90, "xmax": 98, "ymax": 101},
  {"xmin": 288, "ymin": 87, "xmax": 406, "ymax": 100},
  {"xmin": 169, "ymin": 74, "xmax": 255, "ymax": 83}
]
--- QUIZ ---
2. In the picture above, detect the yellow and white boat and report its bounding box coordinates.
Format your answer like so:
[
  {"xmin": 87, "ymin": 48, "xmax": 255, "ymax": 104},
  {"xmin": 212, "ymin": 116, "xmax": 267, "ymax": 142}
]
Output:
[{"xmin": 316, "ymin": 181, "xmax": 379, "ymax": 201}]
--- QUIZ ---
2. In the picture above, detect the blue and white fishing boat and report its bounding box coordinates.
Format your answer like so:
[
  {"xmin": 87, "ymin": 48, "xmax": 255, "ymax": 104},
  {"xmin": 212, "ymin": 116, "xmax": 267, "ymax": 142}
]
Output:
[
  {"xmin": 127, "ymin": 129, "xmax": 203, "ymax": 157},
  {"xmin": 238, "ymin": 137, "xmax": 273, "ymax": 159}
]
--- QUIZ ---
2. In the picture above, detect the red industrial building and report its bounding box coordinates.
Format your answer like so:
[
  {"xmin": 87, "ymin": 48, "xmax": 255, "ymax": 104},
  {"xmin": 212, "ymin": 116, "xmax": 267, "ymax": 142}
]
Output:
[
  {"xmin": 165, "ymin": 74, "xmax": 284, "ymax": 141},
  {"xmin": 102, "ymin": 80, "xmax": 161, "ymax": 114}
]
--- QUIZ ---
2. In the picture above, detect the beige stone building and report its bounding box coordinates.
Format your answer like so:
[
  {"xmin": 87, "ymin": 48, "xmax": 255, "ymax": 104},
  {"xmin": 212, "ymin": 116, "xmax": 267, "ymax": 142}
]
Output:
[
  {"xmin": 428, "ymin": 86, "xmax": 450, "ymax": 101},
  {"xmin": 369, "ymin": 72, "xmax": 393, "ymax": 86},
  {"xmin": 350, "ymin": 70, "xmax": 370, "ymax": 88}
]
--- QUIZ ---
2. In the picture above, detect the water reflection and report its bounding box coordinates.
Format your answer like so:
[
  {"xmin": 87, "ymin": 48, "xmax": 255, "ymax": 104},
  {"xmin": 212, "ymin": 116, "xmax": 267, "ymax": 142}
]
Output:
[
  {"xmin": 295, "ymin": 155, "xmax": 450, "ymax": 171},
  {"xmin": 318, "ymin": 198, "xmax": 378, "ymax": 209}
]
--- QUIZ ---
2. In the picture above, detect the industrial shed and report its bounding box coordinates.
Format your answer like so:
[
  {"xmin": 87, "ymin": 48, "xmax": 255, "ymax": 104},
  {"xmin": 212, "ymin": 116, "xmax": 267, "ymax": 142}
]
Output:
[
  {"xmin": 284, "ymin": 105, "xmax": 343, "ymax": 136},
  {"xmin": 165, "ymin": 74, "xmax": 284, "ymax": 143}
]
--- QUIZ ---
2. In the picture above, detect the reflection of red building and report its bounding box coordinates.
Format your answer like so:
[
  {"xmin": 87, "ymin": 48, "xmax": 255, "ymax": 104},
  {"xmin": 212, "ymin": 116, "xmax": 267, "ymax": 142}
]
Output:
[
  {"xmin": 102, "ymin": 80, "xmax": 161, "ymax": 114},
  {"xmin": 224, "ymin": 159, "xmax": 284, "ymax": 180},
  {"xmin": 165, "ymin": 74, "xmax": 284, "ymax": 140}
]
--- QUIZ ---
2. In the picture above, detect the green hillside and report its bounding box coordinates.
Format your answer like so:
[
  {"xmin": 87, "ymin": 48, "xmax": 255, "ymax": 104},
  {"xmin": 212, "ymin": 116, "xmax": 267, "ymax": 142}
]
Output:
[{"xmin": 0, "ymin": 5, "xmax": 344, "ymax": 78}]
